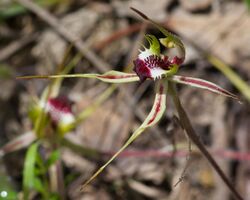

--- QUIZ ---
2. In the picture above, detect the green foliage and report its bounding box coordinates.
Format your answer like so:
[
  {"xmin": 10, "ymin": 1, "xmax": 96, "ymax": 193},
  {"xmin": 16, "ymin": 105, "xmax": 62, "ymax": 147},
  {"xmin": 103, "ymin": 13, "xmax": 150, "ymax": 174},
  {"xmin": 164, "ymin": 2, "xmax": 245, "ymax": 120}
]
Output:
[
  {"xmin": 45, "ymin": 150, "xmax": 60, "ymax": 169},
  {"xmin": 23, "ymin": 142, "xmax": 60, "ymax": 199},
  {"xmin": 0, "ymin": 0, "xmax": 61, "ymax": 20},
  {"xmin": 0, "ymin": 165, "xmax": 17, "ymax": 200},
  {"xmin": 0, "ymin": 65, "xmax": 12, "ymax": 79},
  {"xmin": 244, "ymin": 0, "xmax": 250, "ymax": 10},
  {"xmin": 23, "ymin": 142, "xmax": 39, "ymax": 199}
]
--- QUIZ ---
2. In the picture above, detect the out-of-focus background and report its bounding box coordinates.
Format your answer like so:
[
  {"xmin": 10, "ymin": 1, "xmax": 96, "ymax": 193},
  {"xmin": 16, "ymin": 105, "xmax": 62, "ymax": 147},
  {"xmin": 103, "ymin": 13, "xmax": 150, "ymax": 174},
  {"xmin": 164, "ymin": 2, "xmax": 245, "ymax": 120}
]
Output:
[{"xmin": 0, "ymin": 0, "xmax": 250, "ymax": 199}]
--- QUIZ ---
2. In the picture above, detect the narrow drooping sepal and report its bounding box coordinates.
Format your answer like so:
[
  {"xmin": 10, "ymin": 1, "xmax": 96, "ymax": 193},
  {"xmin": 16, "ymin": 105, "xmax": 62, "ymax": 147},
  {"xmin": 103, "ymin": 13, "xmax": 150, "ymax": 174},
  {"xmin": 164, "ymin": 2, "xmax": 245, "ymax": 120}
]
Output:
[
  {"xmin": 168, "ymin": 75, "xmax": 240, "ymax": 101},
  {"xmin": 80, "ymin": 80, "xmax": 167, "ymax": 190},
  {"xmin": 17, "ymin": 71, "xmax": 140, "ymax": 83}
]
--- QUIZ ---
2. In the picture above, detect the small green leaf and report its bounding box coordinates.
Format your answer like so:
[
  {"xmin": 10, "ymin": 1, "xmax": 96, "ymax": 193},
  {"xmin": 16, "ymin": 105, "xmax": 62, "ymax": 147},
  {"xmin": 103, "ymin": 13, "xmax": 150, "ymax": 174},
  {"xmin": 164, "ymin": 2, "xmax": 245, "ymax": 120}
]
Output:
[
  {"xmin": 0, "ymin": 166, "xmax": 18, "ymax": 200},
  {"xmin": 23, "ymin": 142, "xmax": 39, "ymax": 199},
  {"xmin": 49, "ymin": 193, "xmax": 60, "ymax": 200},
  {"xmin": 0, "ymin": 0, "xmax": 61, "ymax": 20},
  {"xmin": 80, "ymin": 80, "xmax": 167, "ymax": 190},
  {"xmin": 33, "ymin": 177, "xmax": 45, "ymax": 194},
  {"xmin": 244, "ymin": 0, "xmax": 250, "ymax": 10},
  {"xmin": 45, "ymin": 150, "xmax": 60, "ymax": 169},
  {"xmin": 0, "ymin": 65, "xmax": 12, "ymax": 79}
]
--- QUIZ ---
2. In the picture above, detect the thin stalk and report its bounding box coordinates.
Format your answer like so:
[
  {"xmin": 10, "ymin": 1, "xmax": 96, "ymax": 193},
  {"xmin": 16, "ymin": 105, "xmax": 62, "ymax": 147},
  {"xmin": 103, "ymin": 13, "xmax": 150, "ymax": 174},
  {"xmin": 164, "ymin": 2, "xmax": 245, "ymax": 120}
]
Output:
[{"xmin": 168, "ymin": 82, "xmax": 243, "ymax": 200}]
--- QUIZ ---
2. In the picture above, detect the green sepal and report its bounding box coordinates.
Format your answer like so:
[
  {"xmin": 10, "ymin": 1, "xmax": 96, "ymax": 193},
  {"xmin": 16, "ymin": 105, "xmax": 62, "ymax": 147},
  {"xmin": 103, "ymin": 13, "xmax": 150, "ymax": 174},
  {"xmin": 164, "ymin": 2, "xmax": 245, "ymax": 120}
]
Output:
[
  {"xmin": 145, "ymin": 34, "xmax": 160, "ymax": 55},
  {"xmin": 57, "ymin": 123, "xmax": 75, "ymax": 137},
  {"xmin": 131, "ymin": 7, "xmax": 186, "ymax": 61},
  {"xmin": 80, "ymin": 79, "xmax": 168, "ymax": 189},
  {"xmin": 164, "ymin": 64, "xmax": 179, "ymax": 77}
]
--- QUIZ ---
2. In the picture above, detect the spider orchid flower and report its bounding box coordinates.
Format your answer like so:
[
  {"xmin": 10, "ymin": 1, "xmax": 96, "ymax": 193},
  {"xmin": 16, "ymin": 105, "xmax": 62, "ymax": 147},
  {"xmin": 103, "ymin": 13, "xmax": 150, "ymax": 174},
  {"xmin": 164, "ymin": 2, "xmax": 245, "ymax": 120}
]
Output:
[
  {"xmin": 44, "ymin": 97, "xmax": 75, "ymax": 134},
  {"xmin": 133, "ymin": 33, "xmax": 185, "ymax": 82},
  {"xmin": 0, "ymin": 85, "xmax": 115, "ymax": 157},
  {"xmin": 0, "ymin": 97, "xmax": 75, "ymax": 156},
  {"xmin": 16, "ymin": 8, "xmax": 240, "ymax": 189},
  {"xmin": 29, "ymin": 96, "xmax": 75, "ymax": 136}
]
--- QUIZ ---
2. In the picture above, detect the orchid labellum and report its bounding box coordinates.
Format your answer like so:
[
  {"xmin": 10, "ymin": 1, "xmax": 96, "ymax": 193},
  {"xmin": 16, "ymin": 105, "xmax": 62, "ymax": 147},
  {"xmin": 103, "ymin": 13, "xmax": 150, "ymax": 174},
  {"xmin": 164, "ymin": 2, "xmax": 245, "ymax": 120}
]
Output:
[{"xmin": 17, "ymin": 8, "xmax": 240, "ymax": 193}]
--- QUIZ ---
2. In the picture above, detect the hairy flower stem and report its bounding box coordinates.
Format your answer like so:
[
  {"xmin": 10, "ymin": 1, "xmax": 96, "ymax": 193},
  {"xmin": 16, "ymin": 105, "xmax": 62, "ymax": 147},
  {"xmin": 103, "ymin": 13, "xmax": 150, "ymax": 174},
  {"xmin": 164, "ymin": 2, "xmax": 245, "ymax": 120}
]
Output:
[{"xmin": 168, "ymin": 82, "xmax": 243, "ymax": 200}]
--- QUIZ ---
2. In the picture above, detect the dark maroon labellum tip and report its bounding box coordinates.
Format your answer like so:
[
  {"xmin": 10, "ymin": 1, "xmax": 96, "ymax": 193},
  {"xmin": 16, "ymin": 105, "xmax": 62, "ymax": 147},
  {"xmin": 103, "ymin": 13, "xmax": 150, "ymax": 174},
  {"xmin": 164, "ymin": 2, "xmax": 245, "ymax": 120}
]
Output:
[
  {"xmin": 133, "ymin": 58, "xmax": 151, "ymax": 82},
  {"xmin": 133, "ymin": 55, "xmax": 171, "ymax": 82},
  {"xmin": 48, "ymin": 97, "xmax": 72, "ymax": 114},
  {"xmin": 47, "ymin": 97, "xmax": 74, "ymax": 124}
]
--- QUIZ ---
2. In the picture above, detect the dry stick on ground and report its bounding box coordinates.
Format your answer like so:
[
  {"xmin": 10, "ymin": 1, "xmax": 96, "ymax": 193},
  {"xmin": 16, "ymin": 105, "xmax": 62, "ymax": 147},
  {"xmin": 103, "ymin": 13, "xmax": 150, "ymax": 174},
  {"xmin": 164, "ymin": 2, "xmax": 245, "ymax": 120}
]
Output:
[
  {"xmin": 15, "ymin": 0, "xmax": 109, "ymax": 72},
  {"xmin": 169, "ymin": 82, "xmax": 243, "ymax": 200},
  {"xmin": 94, "ymin": 23, "xmax": 142, "ymax": 52},
  {"xmin": 0, "ymin": 34, "xmax": 37, "ymax": 61}
]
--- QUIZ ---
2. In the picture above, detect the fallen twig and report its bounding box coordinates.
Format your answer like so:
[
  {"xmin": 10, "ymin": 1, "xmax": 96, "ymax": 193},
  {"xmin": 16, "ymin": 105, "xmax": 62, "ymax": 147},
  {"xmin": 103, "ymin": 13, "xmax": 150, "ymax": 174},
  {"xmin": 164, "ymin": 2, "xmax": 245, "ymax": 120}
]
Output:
[
  {"xmin": 15, "ymin": 0, "xmax": 110, "ymax": 72},
  {"xmin": 0, "ymin": 34, "xmax": 37, "ymax": 61}
]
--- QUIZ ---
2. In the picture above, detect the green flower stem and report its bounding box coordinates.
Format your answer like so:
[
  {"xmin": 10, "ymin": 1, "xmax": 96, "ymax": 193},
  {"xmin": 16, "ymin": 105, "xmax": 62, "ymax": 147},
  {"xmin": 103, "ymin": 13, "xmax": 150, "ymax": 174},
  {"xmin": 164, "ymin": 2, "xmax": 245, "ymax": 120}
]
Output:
[{"xmin": 168, "ymin": 82, "xmax": 243, "ymax": 200}]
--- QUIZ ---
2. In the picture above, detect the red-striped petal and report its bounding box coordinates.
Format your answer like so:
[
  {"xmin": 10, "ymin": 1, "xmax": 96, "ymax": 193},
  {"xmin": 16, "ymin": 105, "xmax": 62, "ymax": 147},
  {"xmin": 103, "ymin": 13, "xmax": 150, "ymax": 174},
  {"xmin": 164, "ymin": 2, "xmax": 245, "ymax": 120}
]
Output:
[{"xmin": 169, "ymin": 75, "xmax": 240, "ymax": 101}]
